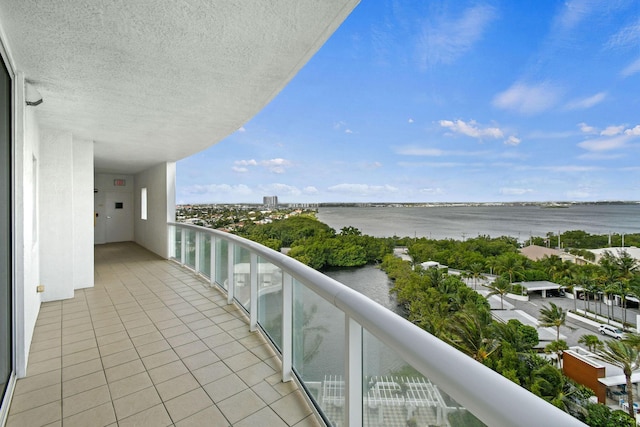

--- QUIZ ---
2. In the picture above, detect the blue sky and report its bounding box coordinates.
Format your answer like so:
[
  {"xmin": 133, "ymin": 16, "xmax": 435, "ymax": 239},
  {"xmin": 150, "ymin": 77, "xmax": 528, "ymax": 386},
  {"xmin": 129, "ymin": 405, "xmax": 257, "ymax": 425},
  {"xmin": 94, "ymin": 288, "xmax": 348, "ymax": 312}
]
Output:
[{"xmin": 177, "ymin": 0, "xmax": 640, "ymax": 204}]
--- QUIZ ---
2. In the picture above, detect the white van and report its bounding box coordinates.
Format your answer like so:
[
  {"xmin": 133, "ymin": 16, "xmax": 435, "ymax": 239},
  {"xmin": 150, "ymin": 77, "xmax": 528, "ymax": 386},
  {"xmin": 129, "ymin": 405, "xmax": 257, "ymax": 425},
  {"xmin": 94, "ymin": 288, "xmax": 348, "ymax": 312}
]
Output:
[{"xmin": 599, "ymin": 324, "xmax": 624, "ymax": 339}]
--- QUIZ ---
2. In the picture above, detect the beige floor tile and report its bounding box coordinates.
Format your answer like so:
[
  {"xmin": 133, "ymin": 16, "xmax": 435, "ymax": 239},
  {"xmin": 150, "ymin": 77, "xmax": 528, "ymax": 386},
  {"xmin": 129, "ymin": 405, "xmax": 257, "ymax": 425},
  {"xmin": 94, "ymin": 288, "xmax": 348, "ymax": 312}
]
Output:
[
  {"xmin": 62, "ymin": 370, "xmax": 107, "ymax": 398},
  {"xmin": 251, "ymin": 380, "xmax": 284, "ymax": 405},
  {"xmin": 271, "ymin": 390, "xmax": 313, "ymax": 426},
  {"xmin": 167, "ymin": 332, "xmax": 200, "ymax": 348},
  {"xmin": 62, "ymin": 402, "xmax": 116, "ymax": 427},
  {"xmin": 161, "ymin": 324, "xmax": 191, "ymax": 338},
  {"xmin": 294, "ymin": 414, "xmax": 325, "ymax": 427},
  {"xmin": 61, "ymin": 357, "xmax": 104, "ymax": 382},
  {"xmin": 141, "ymin": 348, "xmax": 179, "ymax": 370},
  {"xmin": 118, "ymin": 404, "xmax": 173, "ymax": 427},
  {"xmin": 236, "ymin": 361, "xmax": 277, "ymax": 387},
  {"xmin": 164, "ymin": 387, "xmax": 214, "ymax": 423},
  {"xmin": 62, "ymin": 347, "xmax": 101, "ymax": 368},
  {"xmin": 62, "ymin": 384, "xmax": 111, "ymax": 417},
  {"xmin": 61, "ymin": 329, "xmax": 95, "ymax": 345},
  {"xmin": 182, "ymin": 349, "xmax": 219, "ymax": 371},
  {"xmin": 148, "ymin": 360, "xmax": 189, "ymax": 384},
  {"xmin": 156, "ymin": 372, "xmax": 200, "ymax": 401},
  {"xmin": 217, "ymin": 388, "xmax": 265, "ymax": 424},
  {"xmin": 113, "ymin": 386, "xmax": 162, "ymax": 420},
  {"xmin": 224, "ymin": 351, "xmax": 261, "ymax": 372},
  {"xmin": 13, "ymin": 370, "xmax": 60, "ymax": 396},
  {"xmin": 104, "ymin": 358, "xmax": 146, "ymax": 383},
  {"xmin": 202, "ymin": 373, "xmax": 247, "ymax": 402},
  {"xmin": 6, "ymin": 400, "xmax": 61, "ymax": 427},
  {"xmin": 234, "ymin": 406, "xmax": 288, "ymax": 427},
  {"xmin": 95, "ymin": 330, "xmax": 129, "ymax": 346},
  {"xmin": 101, "ymin": 348, "xmax": 139, "ymax": 369},
  {"xmin": 173, "ymin": 339, "xmax": 209, "ymax": 359},
  {"xmin": 9, "ymin": 383, "xmax": 61, "ymax": 414},
  {"xmin": 27, "ymin": 357, "xmax": 62, "ymax": 376},
  {"xmin": 135, "ymin": 339, "xmax": 172, "ymax": 357},
  {"xmin": 61, "ymin": 338, "xmax": 97, "ymax": 357},
  {"xmin": 174, "ymin": 405, "xmax": 229, "ymax": 427},
  {"xmin": 108, "ymin": 371, "xmax": 153, "ymax": 399},
  {"xmin": 99, "ymin": 337, "xmax": 134, "ymax": 356}
]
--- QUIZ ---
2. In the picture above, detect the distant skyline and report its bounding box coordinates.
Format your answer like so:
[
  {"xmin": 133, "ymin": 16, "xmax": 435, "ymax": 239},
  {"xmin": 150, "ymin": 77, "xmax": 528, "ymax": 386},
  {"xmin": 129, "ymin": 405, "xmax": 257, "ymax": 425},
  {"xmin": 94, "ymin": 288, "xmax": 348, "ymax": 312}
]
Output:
[{"xmin": 177, "ymin": 0, "xmax": 640, "ymax": 204}]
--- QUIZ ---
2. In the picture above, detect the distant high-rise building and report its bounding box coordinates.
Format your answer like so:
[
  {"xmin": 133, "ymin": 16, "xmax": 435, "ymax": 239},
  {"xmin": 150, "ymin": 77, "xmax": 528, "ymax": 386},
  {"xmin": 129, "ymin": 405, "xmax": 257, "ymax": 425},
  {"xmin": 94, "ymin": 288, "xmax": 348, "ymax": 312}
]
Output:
[{"xmin": 263, "ymin": 195, "xmax": 278, "ymax": 206}]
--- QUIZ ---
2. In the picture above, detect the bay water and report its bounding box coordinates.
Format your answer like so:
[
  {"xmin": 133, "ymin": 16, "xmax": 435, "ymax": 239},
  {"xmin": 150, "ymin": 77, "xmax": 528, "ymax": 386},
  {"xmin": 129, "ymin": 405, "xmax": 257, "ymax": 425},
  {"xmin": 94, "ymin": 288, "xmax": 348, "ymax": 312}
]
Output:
[{"xmin": 316, "ymin": 203, "xmax": 640, "ymax": 241}]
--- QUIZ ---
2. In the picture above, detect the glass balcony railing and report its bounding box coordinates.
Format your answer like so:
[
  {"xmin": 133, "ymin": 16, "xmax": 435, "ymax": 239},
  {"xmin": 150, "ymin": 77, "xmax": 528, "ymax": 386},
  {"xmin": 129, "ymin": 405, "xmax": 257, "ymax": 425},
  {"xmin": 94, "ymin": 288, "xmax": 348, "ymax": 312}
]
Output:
[{"xmin": 169, "ymin": 223, "xmax": 586, "ymax": 427}]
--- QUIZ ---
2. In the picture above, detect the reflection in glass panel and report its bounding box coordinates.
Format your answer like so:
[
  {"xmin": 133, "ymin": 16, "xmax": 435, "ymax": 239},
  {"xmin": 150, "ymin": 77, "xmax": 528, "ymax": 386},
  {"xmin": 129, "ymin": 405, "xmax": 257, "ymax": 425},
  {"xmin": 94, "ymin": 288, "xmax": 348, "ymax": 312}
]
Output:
[
  {"xmin": 293, "ymin": 280, "xmax": 345, "ymax": 427},
  {"xmin": 215, "ymin": 238, "xmax": 228, "ymax": 290},
  {"xmin": 174, "ymin": 227, "xmax": 182, "ymax": 263},
  {"xmin": 234, "ymin": 246, "xmax": 251, "ymax": 310},
  {"xmin": 257, "ymin": 258, "xmax": 282, "ymax": 350},
  {"xmin": 185, "ymin": 229, "xmax": 196, "ymax": 268},
  {"xmin": 362, "ymin": 330, "xmax": 486, "ymax": 427},
  {"xmin": 199, "ymin": 234, "xmax": 211, "ymax": 278}
]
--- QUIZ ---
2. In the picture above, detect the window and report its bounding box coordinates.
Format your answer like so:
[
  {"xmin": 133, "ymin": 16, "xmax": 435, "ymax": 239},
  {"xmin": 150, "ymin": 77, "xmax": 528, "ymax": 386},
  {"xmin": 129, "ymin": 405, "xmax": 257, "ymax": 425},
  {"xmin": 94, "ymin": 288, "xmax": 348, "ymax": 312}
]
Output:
[{"xmin": 141, "ymin": 187, "xmax": 147, "ymax": 220}]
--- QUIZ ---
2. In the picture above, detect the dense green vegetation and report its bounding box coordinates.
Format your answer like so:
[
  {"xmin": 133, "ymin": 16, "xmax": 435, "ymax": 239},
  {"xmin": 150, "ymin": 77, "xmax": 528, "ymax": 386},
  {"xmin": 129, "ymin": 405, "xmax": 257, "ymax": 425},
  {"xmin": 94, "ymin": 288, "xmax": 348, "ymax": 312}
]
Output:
[
  {"xmin": 237, "ymin": 216, "xmax": 394, "ymax": 269},
  {"xmin": 236, "ymin": 217, "xmax": 640, "ymax": 424}
]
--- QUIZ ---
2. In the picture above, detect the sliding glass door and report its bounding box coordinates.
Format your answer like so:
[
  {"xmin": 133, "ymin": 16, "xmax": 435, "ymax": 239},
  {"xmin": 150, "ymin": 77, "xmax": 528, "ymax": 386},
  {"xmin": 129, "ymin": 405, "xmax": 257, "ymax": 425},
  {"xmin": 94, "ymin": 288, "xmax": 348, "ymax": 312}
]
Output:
[{"xmin": 0, "ymin": 54, "xmax": 12, "ymax": 414}]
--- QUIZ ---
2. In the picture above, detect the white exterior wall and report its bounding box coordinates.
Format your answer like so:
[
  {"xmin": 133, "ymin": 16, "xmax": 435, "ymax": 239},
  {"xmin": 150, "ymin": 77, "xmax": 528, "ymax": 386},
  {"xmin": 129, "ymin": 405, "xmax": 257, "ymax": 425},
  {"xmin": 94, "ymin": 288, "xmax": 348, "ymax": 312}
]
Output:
[
  {"xmin": 72, "ymin": 138, "xmax": 93, "ymax": 290},
  {"xmin": 39, "ymin": 130, "xmax": 93, "ymax": 301},
  {"xmin": 94, "ymin": 173, "xmax": 134, "ymax": 244},
  {"xmin": 134, "ymin": 162, "xmax": 175, "ymax": 258},
  {"xmin": 13, "ymin": 72, "xmax": 42, "ymax": 377}
]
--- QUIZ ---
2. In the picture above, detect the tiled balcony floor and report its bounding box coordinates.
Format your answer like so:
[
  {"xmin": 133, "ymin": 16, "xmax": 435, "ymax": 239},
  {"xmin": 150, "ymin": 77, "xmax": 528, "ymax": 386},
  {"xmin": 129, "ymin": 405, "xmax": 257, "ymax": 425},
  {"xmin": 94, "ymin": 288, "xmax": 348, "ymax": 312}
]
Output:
[{"xmin": 7, "ymin": 242, "xmax": 322, "ymax": 427}]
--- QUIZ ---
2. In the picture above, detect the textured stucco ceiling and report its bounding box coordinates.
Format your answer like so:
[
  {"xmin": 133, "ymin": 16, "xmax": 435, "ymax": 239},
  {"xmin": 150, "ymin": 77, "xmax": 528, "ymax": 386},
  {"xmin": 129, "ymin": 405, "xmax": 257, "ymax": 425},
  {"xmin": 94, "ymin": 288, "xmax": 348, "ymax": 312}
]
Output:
[{"xmin": 0, "ymin": 0, "xmax": 358, "ymax": 173}]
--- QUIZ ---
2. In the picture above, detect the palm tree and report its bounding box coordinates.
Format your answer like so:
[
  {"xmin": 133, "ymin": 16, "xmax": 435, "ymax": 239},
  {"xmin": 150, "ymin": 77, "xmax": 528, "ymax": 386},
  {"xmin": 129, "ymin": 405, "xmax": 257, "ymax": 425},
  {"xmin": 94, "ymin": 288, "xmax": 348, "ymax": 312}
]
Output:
[
  {"xmin": 577, "ymin": 334, "xmax": 602, "ymax": 352},
  {"xmin": 486, "ymin": 277, "xmax": 511, "ymax": 310},
  {"xmin": 468, "ymin": 262, "xmax": 486, "ymax": 291},
  {"xmin": 495, "ymin": 253, "xmax": 525, "ymax": 284},
  {"xmin": 545, "ymin": 339, "xmax": 568, "ymax": 367},
  {"xmin": 538, "ymin": 302, "xmax": 567, "ymax": 342},
  {"xmin": 595, "ymin": 340, "xmax": 640, "ymax": 418},
  {"xmin": 445, "ymin": 308, "xmax": 499, "ymax": 363}
]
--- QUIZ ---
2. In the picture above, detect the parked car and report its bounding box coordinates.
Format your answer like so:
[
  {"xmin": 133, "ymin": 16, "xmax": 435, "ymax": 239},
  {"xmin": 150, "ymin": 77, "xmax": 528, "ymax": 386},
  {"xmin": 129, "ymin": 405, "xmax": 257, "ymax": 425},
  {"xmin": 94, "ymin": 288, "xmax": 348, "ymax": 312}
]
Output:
[{"xmin": 599, "ymin": 324, "xmax": 624, "ymax": 339}]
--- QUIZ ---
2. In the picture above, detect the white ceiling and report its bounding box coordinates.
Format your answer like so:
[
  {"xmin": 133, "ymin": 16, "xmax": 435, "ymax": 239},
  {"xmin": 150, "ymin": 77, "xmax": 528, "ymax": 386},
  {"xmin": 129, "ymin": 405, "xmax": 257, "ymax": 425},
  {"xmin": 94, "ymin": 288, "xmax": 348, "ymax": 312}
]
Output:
[{"xmin": 0, "ymin": 0, "xmax": 358, "ymax": 173}]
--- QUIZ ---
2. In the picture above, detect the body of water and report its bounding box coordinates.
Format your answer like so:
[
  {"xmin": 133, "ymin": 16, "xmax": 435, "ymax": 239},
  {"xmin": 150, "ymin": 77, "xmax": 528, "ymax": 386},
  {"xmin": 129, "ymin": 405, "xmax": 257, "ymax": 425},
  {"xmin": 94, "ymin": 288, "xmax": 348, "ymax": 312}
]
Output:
[{"xmin": 317, "ymin": 204, "xmax": 640, "ymax": 241}]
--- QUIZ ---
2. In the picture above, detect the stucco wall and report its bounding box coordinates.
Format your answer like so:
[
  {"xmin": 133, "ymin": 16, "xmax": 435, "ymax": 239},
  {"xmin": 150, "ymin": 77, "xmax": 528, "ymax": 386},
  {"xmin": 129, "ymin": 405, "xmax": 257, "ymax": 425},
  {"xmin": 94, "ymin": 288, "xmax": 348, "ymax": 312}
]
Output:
[
  {"xmin": 39, "ymin": 131, "xmax": 94, "ymax": 301},
  {"xmin": 14, "ymin": 72, "xmax": 42, "ymax": 377},
  {"xmin": 134, "ymin": 162, "xmax": 175, "ymax": 258}
]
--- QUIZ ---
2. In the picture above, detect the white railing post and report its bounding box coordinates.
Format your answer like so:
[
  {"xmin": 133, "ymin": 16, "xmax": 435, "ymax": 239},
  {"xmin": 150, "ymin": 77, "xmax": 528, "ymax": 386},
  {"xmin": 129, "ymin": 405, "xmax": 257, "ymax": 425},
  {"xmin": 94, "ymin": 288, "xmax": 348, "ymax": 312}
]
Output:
[
  {"xmin": 227, "ymin": 243, "xmax": 235, "ymax": 304},
  {"xmin": 194, "ymin": 231, "xmax": 201, "ymax": 273},
  {"xmin": 345, "ymin": 316, "xmax": 363, "ymax": 427},
  {"xmin": 282, "ymin": 273, "xmax": 293, "ymax": 382},
  {"xmin": 210, "ymin": 236, "xmax": 216, "ymax": 286},
  {"xmin": 180, "ymin": 227, "xmax": 186, "ymax": 265},
  {"xmin": 168, "ymin": 225, "xmax": 175, "ymax": 259},
  {"xmin": 249, "ymin": 253, "xmax": 258, "ymax": 331}
]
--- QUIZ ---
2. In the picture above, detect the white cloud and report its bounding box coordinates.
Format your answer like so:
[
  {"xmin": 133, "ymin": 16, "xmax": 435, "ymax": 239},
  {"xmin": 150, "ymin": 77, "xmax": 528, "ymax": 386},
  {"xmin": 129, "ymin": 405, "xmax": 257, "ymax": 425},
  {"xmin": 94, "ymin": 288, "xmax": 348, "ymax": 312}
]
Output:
[
  {"xmin": 493, "ymin": 82, "xmax": 561, "ymax": 114},
  {"xmin": 505, "ymin": 136, "xmax": 521, "ymax": 146},
  {"xmin": 419, "ymin": 187, "xmax": 444, "ymax": 195},
  {"xmin": 416, "ymin": 4, "xmax": 496, "ymax": 67},
  {"xmin": 237, "ymin": 126, "xmax": 246, "ymax": 133},
  {"xmin": 261, "ymin": 158, "xmax": 291, "ymax": 174},
  {"xmin": 396, "ymin": 147, "xmax": 444, "ymax": 156},
  {"xmin": 578, "ymin": 122, "xmax": 597, "ymax": 134},
  {"xmin": 258, "ymin": 183, "xmax": 301, "ymax": 196},
  {"xmin": 235, "ymin": 159, "xmax": 258, "ymax": 166},
  {"xmin": 303, "ymin": 186, "xmax": 319, "ymax": 194},
  {"xmin": 234, "ymin": 158, "xmax": 291, "ymax": 174},
  {"xmin": 182, "ymin": 184, "xmax": 253, "ymax": 196},
  {"xmin": 327, "ymin": 183, "xmax": 399, "ymax": 196},
  {"xmin": 554, "ymin": 0, "xmax": 598, "ymax": 32},
  {"xmin": 625, "ymin": 125, "xmax": 640, "ymax": 136},
  {"xmin": 500, "ymin": 187, "xmax": 533, "ymax": 196},
  {"xmin": 408, "ymin": 118, "xmax": 414, "ymax": 124},
  {"xmin": 600, "ymin": 125, "xmax": 624, "ymax": 136},
  {"xmin": 439, "ymin": 119, "xmax": 503, "ymax": 139},
  {"xmin": 360, "ymin": 161, "xmax": 383, "ymax": 170},
  {"xmin": 566, "ymin": 189, "xmax": 592, "ymax": 199},
  {"xmin": 607, "ymin": 17, "xmax": 640, "ymax": 49},
  {"xmin": 621, "ymin": 57, "xmax": 640, "ymax": 77},
  {"xmin": 345, "ymin": 129, "xmax": 353, "ymax": 134},
  {"xmin": 578, "ymin": 135, "xmax": 629, "ymax": 151},
  {"xmin": 564, "ymin": 92, "xmax": 606, "ymax": 110}
]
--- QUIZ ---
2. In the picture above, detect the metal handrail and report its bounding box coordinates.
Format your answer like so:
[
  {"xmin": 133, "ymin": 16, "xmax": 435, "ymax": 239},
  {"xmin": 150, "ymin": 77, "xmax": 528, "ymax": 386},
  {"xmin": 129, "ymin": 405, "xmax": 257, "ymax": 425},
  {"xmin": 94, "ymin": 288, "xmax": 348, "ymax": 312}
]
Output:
[{"xmin": 169, "ymin": 222, "xmax": 586, "ymax": 427}]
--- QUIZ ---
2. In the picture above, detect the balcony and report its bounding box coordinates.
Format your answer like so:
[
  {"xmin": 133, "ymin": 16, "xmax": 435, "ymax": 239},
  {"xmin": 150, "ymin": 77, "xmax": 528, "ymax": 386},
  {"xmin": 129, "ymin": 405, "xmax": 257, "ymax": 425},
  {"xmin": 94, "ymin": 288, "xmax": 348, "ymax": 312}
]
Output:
[
  {"xmin": 7, "ymin": 242, "xmax": 319, "ymax": 426},
  {"xmin": 7, "ymin": 225, "xmax": 586, "ymax": 426}
]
